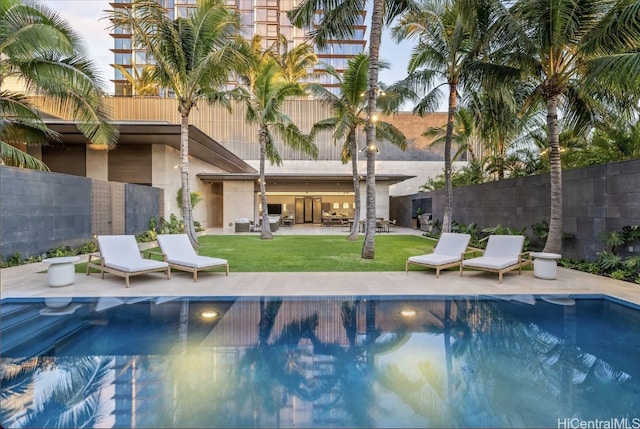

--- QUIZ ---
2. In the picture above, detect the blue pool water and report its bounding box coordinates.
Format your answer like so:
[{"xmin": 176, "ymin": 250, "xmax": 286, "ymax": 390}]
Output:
[{"xmin": 1, "ymin": 295, "xmax": 639, "ymax": 428}]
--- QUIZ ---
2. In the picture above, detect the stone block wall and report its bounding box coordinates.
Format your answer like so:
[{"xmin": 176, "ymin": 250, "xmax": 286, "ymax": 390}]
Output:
[
  {"xmin": 125, "ymin": 183, "xmax": 161, "ymax": 235},
  {"xmin": 1, "ymin": 167, "xmax": 91, "ymax": 258},
  {"xmin": 391, "ymin": 159, "xmax": 640, "ymax": 260},
  {"xmin": 0, "ymin": 166, "xmax": 161, "ymax": 260}
]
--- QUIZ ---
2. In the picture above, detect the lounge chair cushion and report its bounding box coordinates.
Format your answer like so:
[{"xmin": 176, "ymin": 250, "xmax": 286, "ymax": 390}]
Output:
[
  {"xmin": 462, "ymin": 256, "xmax": 519, "ymax": 270},
  {"xmin": 107, "ymin": 258, "xmax": 170, "ymax": 273},
  {"xmin": 433, "ymin": 233, "xmax": 471, "ymax": 257},
  {"xmin": 90, "ymin": 235, "xmax": 171, "ymax": 288},
  {"xmin": 167, "ymin": 254, "xmax": 228, "ymax": 269},
  {"xmin": 98, "ymin": 235, "xmax": 169, "ymax": 271},
  {"xmin": 406, "ymin": 233, "xmax": 471, "ymax": 276},
  {"xmin": 156, "ymin": 234, "xmax": 228, "ymax": 270},
  {"xmin": 408, "ymin": 254, "xmax": 462, "ymax": 266},
  {"xmin": 483, "ymin": 235, "xmax": 525, "ymax": 259},
  {"xmin": 462, "ymin": 235, "xmax": 526, "ymax": 272}
]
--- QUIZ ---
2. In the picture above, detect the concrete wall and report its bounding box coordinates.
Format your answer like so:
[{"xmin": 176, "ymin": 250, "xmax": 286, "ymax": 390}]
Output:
[
  {"xmin": 0, "ymin": 166, "xmax": 161, "ymax": 259},
  {"xmin": 1, "ymin": 167, "xmax": 91, "ymax": 258},
  {"xmin": 223, "ymin": 180, "xmax": 255, "ymax": 233},
  {"xmin": 391, "ymin": 159, "xmax": 640, "ymax": 260},
  {"xmin": 125, "ymin": 184, "xmax": 162, "ymax": 235},
  {"xmin": 152, "ymin": 144, "xmax": 226, "ymax": 226}
]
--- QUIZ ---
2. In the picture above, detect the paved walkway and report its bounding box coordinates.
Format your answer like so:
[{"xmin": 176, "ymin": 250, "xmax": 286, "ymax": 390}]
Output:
[{"xmin": 2, "ymin": 227, "xmax": 639, "ymax": 306}]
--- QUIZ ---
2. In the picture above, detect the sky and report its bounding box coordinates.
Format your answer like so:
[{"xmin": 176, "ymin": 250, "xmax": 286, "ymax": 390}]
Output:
[{"xmin": 42, "ymin": 0, "xmax": 418, "ymax": 104}]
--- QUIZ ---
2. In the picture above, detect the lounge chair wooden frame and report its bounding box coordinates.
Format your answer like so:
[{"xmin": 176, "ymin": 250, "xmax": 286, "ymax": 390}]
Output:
[
  {"xmin": 406, "ymin": 254, "xmax": 469, "ymax": 278},
  {"xmin": 154, "ymin": 234, "xmax": 229, "ymax": 282},
  {"xmin": 461, "ymin": 235, "xmax": 532, "ymax": 283},
  {"xmin": 86, "ymin": 235, "xmax": 171, "ymax": 288},
  {"xmin": 154, "ymin": 257, "xmax": 229, "ymax": 281},
  {"xmin": 405, "ymin": 233, "xmax": 472, "ymax": 278},
  {"xmin": 86, "ymin": 253, "xmax": 171, "ymax": 288}
]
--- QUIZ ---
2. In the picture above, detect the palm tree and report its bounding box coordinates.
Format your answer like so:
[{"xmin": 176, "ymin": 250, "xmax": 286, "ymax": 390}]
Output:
[
  {"xmin": 566, "ymin": 117, "xmax": 640, "ymax": 167},
  {"xmin": 238, "ymin": 36, "xmax": 318, "ymax": 239},
  {"xmin": 108, "ymin": 0, "xmax": 250, "ymax": 246},
  {"xmin": 465, "ymin": 86, "xmax": 534, "ymax": 180},
  {"xmin": 113, "ymin": 63, "xmax": 159, "ymax": 96},
  {"xmin": 273, "ymin": 35, "xmax": 319, "ymax": 86},
  {"xmin": 1, "ymin": 356, "xmax": 114, "ymax": 428},
  {"xmin": 422, "ymin": 106, "xmax": 481, "ymax": 163},
  {"xmin": 498, "ymin": 0, "xmax": 640, "ymax": 253},
  {"xmin": 390, "ymin": 0, "xmax": 498, "ymax": 233},
  {"xmin": 288, "ymin": 0, "xmax": 416, "ymax": 259},
  {"xmin": 1, "ymin": 0, "xmax": 116, "ymax": 169},
  {"xmin": 309, "ymin": 54, "xmax": 406, "ymax": 241}
]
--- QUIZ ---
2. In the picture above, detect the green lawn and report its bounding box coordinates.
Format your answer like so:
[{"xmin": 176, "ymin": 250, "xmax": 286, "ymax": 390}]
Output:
[{"xmin": 162, "ymin": 234, "xmax": 436, "ymax": 272}]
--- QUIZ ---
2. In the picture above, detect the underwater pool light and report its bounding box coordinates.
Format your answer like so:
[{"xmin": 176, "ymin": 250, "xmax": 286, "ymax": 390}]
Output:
[{"xmin": 200, "ymin": 310, "xmax": 219, "ymax": 319}]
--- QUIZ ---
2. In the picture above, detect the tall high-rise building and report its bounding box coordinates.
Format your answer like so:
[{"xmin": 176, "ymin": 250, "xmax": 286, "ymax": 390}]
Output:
[{"xmin": 110, "ymin": 0, "xmax": 367, "ymax": 96}]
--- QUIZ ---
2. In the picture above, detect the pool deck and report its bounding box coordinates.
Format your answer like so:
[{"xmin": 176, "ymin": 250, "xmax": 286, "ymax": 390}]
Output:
[{"xmin": 2, "ymin": 227, "xmax": 639, "ymax": 306}]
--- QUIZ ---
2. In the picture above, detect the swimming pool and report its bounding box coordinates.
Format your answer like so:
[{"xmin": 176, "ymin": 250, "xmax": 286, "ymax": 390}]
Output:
[{"xmin": 1, "ymin": 295, "xmax": 639, "ymax": 428}]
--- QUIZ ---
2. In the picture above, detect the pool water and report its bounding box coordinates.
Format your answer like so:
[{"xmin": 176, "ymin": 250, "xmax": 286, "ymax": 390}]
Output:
[{"xmin": 1, "ymin": 295, "xmax": 639, "ymax": 428}]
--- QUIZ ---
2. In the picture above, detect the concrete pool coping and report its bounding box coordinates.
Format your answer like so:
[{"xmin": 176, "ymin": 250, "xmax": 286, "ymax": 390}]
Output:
[
  {"xmin": 2, "ymin": 228, "xmax": 639, "ymax": 305},
  {"xmin": 2, "ymin": 250, "xmax": 639, "ymax": 306}
]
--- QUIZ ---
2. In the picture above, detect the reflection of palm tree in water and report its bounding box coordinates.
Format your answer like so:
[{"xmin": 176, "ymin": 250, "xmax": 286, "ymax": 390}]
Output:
[
  {"xmin": 234, "ymin": 297, "xmax": 408, "ymax": 427},
  {"xmin": 451, "ymin": 299, "xmax": 638, "ymax": 426},
  {"xmin": 1, "ymin": 355, "xmax": 114, "ymax": 428},
  {"xmin": 375, "ymin": 298, "xmax": 476, "ymax": 427}
]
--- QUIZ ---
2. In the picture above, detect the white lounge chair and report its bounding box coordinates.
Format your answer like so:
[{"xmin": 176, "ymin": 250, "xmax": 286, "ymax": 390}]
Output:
[
  {"xmin": 406, "ymin": 233, "xmax": 472, "ymax": 278},
  {"xmin": 87, "ymin": 235, "xmax": 170, "ymax": 288},
  {"xmin": 156, "ymin": 234, "xmax": 229, "ymax": 281},
  {"xmin": 461, "ymin": 235, "xmax": 531, "ymax": 283}
]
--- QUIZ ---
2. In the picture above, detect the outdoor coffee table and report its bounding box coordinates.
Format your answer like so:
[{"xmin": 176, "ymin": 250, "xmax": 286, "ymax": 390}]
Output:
[
  {"xmin": 42, "ymin": 256, "xmax": 80, "ymax": 287},
  {"xmin": 530, "ymin": 252, "xmax": 562, "ymax": 280}
]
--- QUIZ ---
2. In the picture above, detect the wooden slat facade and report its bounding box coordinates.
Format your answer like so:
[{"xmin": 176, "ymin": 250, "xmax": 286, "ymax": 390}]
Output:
[{"xmin": 107, "ymin": 144, "xmax": 152, "ymax": 185}]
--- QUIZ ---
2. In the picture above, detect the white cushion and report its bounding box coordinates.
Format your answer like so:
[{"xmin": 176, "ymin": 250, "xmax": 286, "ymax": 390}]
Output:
[
  {"xmin": 157, "ymin": 234, "xmax": 227, "ymax": 268},
  {"xmin": 97, "ymin": 235, "xmax": 168, "ymax": 271},
  {"xmin": 463, "ymin": 256, "xmax": 519, "ymax": 270},
  {"xmin": 484, "ymin": 235, "xmax": 524, "ymax": 258},
  {"xmin": 408, "ymin": 254, "xmax": 461, "ymax": 265},
  {"xmin": 108, "ymin": 259, "xmax": 169, "ymax": 273},
  {"xmin": 407, "ymin": 233, "xmax": 470, "ymax": 269},
  {"xmin": 157, "ymin": 234, "xmax": 198, "ymax": 260},
  {"xmin": 433, "ymin": 233, "xmax": 471, "ymax": 257},
  {"xmin": 167, "ymin": 255, "xmax": 228, "ymax": 269}
]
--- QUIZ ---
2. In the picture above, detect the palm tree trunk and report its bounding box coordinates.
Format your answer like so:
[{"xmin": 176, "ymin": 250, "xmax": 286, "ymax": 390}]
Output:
[
  {"xmin": 259, "ymin": 125, "xmax": 273, "ymax": 240},
  {"xmin": 361, "ymin": 0, "xmax": 384, "ymax": 259},
  {"xmin": 498, "ymin": 138, "xmax": 505, "ymax": 180},
  {"xmin": 362, "ymin": 143, "xmax": 376, "ymax": 259},
  {"xmin": 443, "ymin": 300, "xmax": 454, "ymax": 399},
  {"xmin": 348, "ymin": 129, "xmax": 360, "ymax": 241},
  {"xmin": 544, "ymin": 95, "xmax": 562, "ymax": 254},
  {"xmin": 180, "ymin": 113, "xmax": 198, "ymax": 246},
  {"xmin": 442, "ymin": 83, "xmax": 457, "ymax": 233}
]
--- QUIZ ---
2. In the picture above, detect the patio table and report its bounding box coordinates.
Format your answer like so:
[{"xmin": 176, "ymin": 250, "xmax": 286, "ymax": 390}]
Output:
[
  {"xmin": 42, "ymin": 256, "xmax": 80, "ymax": 287},
  {"xmin": 530, "ymin": 252, "xmax": 562, "ymax": 280}
]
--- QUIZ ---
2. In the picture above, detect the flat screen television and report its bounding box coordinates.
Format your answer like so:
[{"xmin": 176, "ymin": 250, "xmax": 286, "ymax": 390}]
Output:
[{"xmin": 267, "ymin": 203, "xmax": 282, "ymax": 215}]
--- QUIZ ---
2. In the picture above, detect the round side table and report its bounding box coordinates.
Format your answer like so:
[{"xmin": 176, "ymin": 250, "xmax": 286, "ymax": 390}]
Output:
[
  {"xmin": 42, "ymin": 256, "xmax": 80, "ymax": 287},
  {"xmin": 530, "ymin": 252, "xmax": 562, "ymax": 280}
]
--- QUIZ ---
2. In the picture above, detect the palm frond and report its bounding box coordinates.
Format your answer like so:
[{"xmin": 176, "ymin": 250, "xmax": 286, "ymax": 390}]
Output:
[
  {"xmin": 0, "ymin": 141, "xmax": 49, "ymax": 170},
  {"xmin": 2, "ymin": 0, "xmax": 115, "ymax": 152},
  {"xmin": 271, "ymin": 122, "xmax": 318, "ymax": 159},
  {"xmin": 375, "ymin": 121, "xmax": 407, "ymax": 150},
  {"xmin": 288, "ymin": 0, "xmax": 366, "ymax": 48}
]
